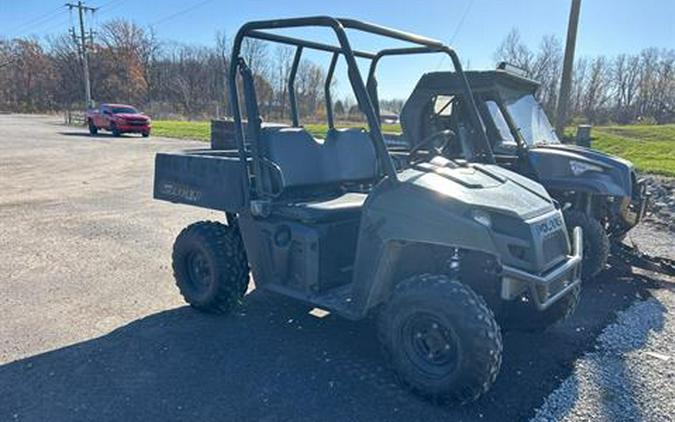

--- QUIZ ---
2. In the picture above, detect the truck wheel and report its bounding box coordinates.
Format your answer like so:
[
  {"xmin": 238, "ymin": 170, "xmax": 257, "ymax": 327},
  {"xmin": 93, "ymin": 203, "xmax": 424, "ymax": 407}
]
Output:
[
  {"xmin": 172, "ymin": 221, "xmax": 250, "ymax": 314},
  {"xmin": 110, "ymin": 123, "xmax": 121, "ymax": 137},
  {"xmin": 500, "ymin": 283, "xmax": 581, "ymax": 332},
  {"xmin": 564, "ymin": 210, "xmax": 609, "ymax": 279},
  {"xmin": 142, "ymin": 132, "xmax": 150, "ymax": 138},
  {"xmin": 88, "ymin": 120, "xmax": 97, "ymax": 135},
  {"xmin": 377, "ymin": 274, "xmax": 502, "ymax": 404}
]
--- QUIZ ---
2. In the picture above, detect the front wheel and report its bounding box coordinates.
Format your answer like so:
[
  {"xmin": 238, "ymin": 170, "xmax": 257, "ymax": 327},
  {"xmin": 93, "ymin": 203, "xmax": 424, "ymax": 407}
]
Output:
[
  {"xmin": 110, "ymin": 122, "xmax": 121, "ymax": 137},
  {"xmin": 172, "ymin": 221, "xmax": 250, "ymax": 314},
  {"xmin": 88, "ymin": 120, "xmax": 97, "ymax": 135},
  {"xmin": 377, "ymin": 274, "xmax": 502, "ymax": 404},
  {"xmin": 142, "ymin": 131, "xmax": 150, "ymax": 138},
  {"xmin": 564, "ymin": 210, "xmax": 609, "ymax": 279}
]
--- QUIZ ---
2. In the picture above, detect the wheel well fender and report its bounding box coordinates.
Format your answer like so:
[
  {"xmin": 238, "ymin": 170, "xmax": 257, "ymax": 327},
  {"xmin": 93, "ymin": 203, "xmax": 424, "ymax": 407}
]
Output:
[{"xmin": 357, "ymin": 240, "xmax": 502, "ymax": 315}]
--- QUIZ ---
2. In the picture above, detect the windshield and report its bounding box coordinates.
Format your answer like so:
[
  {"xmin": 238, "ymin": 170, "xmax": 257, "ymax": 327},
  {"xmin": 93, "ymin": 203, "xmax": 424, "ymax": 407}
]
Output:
[
  {"xmin": 484, "ymin": 100, "xmax": 517, "ymax": 152},
  {"xmin": 111, "ymin": 107, "xmax": 138, "ymax": 114},
  {"xmin": 504, "ymin": 95, "xmax": 559, "ymax": 145}
]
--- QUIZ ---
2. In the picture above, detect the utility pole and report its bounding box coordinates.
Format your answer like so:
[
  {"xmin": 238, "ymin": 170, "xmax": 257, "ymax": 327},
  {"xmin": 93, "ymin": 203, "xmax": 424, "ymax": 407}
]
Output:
[
  {"xmin": 555, "ymin": 0, "xmax": 582, "ymax": 137},
  {"xmin": 66, "ymin": 1, "xmax": 97, "ymax": 108}
]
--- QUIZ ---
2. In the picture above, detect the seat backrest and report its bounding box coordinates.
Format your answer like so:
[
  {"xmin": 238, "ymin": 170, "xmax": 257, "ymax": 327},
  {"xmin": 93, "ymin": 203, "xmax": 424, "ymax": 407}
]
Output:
[{"xmin": 259, "ymin": 127, "xmax": 377, "ymax": 191}]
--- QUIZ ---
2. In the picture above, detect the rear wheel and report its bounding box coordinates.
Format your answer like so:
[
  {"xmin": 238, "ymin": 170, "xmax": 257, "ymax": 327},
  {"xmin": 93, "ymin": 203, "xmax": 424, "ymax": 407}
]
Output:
[
  {"xmin": 564, "ymin": 210, "xmax": 609, "ymax": 279},
  {"xmin": 88, "ymin": 120, "xmax": 97, "ymax": 135},
  {"xmin": 377, "ymin": 274, "xmax": 502, "ymax": 404},
  {"xmin": 172, "ymin": 221, "xmax": 249, "ymax": 314}
]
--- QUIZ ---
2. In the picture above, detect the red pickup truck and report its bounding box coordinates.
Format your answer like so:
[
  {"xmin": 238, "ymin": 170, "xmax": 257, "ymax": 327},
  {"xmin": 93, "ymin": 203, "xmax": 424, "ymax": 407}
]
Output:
[{"xmin": 86, "ymin": 103, "xmax": 152, "ymax": 137}]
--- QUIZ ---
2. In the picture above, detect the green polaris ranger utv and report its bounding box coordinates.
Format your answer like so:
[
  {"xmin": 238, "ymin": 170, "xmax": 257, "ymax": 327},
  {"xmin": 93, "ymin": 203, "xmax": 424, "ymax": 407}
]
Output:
[
  {"xmin": 153, "ymin": 17, "xmax": 582, "ymax": 404},
  {"xmin": 367, "ymin": 54, "xmax": 647, "ymax": 279}
]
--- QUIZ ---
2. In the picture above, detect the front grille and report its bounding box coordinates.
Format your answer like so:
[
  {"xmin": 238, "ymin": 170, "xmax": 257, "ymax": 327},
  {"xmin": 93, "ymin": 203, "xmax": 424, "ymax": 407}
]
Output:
[
  {"xmin": 542, "ymin": 230, "xmax": 568, "ymax": 268},
  {"xmin": 128, "ymin": 120, "xmax": 146, "ymax": 126}
]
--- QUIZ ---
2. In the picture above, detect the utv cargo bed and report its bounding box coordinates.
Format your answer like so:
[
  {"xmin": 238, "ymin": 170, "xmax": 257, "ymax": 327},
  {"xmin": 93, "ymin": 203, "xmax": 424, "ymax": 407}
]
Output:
[{"xmin": 153, "ymin": 149, "xmax": 247, "ymax": 212}]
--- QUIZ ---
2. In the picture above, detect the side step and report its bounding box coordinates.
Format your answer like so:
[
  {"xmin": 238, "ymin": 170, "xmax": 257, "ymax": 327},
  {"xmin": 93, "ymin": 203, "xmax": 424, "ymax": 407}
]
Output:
[{"xmin": 263, "ymin": 283, "xmax": 361, "ymax": 320}]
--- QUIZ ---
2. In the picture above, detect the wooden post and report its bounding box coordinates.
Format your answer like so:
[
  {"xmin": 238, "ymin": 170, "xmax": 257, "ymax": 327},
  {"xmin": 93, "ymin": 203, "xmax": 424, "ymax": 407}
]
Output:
[{"xmin": 556, "ymin": 0, "xmax": 582, "ymax": 138}]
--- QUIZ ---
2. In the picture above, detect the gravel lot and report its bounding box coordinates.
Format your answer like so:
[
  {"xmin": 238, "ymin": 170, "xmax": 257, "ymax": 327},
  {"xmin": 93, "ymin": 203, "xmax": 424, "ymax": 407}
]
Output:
[{"xmin": 0, "ymin": 114, "xmax": 673, "ymax": 421}]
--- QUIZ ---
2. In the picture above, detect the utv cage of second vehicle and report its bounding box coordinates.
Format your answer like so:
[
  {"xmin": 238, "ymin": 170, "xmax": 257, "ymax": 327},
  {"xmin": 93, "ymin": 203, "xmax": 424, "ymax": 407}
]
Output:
[{"xmin": 361, "ymin": 46, "xmax": 654, "ymax": 279}]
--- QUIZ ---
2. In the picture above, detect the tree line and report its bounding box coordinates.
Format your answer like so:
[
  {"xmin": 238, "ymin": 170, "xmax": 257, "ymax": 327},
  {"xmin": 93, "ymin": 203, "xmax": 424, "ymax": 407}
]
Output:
[
  {"xmin": 1, "ymin": 19, "xmax": 674, "ymax": 125},
  {"xmin": 494, "ymin": 29, "xmax": 675, "ymax": 125},
  {"xmin": 0, "ymin": 19, "xmax": 337, "ymax": 121}
]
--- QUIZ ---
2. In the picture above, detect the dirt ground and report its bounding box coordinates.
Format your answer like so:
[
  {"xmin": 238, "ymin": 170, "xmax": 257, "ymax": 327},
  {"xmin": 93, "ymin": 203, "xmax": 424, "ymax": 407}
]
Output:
[{"xmin": 0, "ymin": 114, "xmax": 672, "ymax": 421}]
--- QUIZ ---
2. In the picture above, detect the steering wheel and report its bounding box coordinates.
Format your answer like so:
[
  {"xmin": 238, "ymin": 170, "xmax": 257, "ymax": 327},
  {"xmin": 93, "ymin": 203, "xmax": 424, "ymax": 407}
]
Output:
[{"xmin": 409, "ymin": 129, "xmax": 457, "ymax": 164}]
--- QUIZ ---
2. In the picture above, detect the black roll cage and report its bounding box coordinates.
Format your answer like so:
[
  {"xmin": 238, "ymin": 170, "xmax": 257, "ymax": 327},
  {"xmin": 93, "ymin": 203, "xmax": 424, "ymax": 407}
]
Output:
[
  {"xmin": 365, "ymin": 46, "xmax": 495, "ymax": 162},
  {"xmin": 228, "ymin": 16, "xmax": 495, "ymax": 201}
]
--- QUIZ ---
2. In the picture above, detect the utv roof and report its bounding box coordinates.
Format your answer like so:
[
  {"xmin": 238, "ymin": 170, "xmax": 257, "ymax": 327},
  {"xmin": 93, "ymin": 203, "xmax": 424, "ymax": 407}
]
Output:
[
  {"xmin": 413, "ymin": 70, "xmax": 541, "ymax": 95},
  {"xmin": 400, "ymin": 70, "xmax": 540, "ymax": 147}
]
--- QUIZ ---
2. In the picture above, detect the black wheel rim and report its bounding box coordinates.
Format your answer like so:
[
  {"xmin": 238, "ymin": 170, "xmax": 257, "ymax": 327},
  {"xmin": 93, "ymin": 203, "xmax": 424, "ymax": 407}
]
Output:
[
  {"xmin": 401, "ymin": 312, "xmax": 460, "ymax": 379},
  {"xmin": 186, "ymin": 250, "xmax": 212, "ymax": 294}
]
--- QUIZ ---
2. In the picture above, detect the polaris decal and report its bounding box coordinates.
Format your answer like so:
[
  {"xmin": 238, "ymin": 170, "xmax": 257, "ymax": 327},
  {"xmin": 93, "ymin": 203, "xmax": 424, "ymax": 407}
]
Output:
[
  {"xmin": 160, "ymin": 182, "xmax": 201, "ymax": 202},
  {"xmin": 536, "ymin": 215, "xmax": 563, "ymax": 236}
]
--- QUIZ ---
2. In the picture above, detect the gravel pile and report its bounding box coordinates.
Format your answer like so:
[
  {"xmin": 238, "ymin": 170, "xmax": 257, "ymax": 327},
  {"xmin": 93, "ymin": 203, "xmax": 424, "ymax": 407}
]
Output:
[
  {"xmin": 642, "ymin": 175, "xmax": 675, "ymax": 231},
  {"xmin": 531, "ymin": 289, "xmax": 675, "ymax": 422}
]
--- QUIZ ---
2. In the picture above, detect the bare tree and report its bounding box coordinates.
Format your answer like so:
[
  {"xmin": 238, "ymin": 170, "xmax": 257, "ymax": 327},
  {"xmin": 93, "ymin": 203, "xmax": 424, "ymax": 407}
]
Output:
[
  {"xmin": 493, "ymin": 29, "xmax": 533, "ymax": 71},
  {"xmin": 582, "ymin": 56, "xmax": 610, "ymax": 123}
]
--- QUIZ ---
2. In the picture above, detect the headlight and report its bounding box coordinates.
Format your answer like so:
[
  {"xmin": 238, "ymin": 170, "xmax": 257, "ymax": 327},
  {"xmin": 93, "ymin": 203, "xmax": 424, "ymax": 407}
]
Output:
[
  {"xmin": 472, "ymin": 209, "xmax": 492, "ymax": 228},
  {"xmin": 569, "ymin": 160, "xmax": 603, "ymax": 176}
]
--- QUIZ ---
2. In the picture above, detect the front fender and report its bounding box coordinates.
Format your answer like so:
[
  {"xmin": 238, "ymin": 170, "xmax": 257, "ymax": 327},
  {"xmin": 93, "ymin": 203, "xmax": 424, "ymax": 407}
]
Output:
[
  {"xmin": 528, "ymin": 146, "xmax": 632, "ymax": 198},
  {"xmin": 349, "ymin": 182, "xmax": 499, "ymax": 315},
  {"xmin": 541, "ymin": 175, "xmax": 628, "ymax": 197}
]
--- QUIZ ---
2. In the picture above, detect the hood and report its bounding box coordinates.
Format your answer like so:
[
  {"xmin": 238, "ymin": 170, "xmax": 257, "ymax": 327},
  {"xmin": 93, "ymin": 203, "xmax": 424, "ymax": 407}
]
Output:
[
  {"xmin": 533, "ymin": 143, "xmax": 633, "ymax": 169},
  {"xmin": 398, "ymin": 156, "xmax": 555, "ymax": 220},
  {"xmin": 114, "ymin": 113, "xmax": 148, "ymax": 120},
  {"xmin": 528, "ymin": 144, "xmax": 634, "ymax": 198}
]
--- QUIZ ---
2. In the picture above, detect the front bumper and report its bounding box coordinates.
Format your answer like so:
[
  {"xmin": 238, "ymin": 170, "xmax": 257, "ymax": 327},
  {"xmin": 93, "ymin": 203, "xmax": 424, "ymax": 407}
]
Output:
[
  {"xmin": 501, "ymin": 226, "xmax": 583, "ymax": 311},
  {"xmin": 118, "ymin": 124, "xmax": 151, "ymax": 133},
  {"xmin": 622, "ymin": 178, "xmax": 648, "ymax": 228}
]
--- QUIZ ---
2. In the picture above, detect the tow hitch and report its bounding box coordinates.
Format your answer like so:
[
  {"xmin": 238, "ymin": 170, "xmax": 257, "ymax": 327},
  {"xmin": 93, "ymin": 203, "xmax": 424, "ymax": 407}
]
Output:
[{"xmin": 610, "ymin": 241, "xmax": 675, "ymax": 277}]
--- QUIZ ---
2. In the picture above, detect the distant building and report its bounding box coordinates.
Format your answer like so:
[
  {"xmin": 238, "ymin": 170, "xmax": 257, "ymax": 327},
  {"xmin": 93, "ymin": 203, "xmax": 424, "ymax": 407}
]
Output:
[{"xmin": 380, "ymin": 110, "xmax": 399, "ymax": 124}]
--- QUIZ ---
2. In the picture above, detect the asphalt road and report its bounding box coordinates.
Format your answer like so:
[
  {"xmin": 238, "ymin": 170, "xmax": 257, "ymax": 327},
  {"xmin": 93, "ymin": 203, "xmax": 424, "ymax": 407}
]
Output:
[{"xmin": 0, "ymin": 114, "xmax": 672, "ymax": 422}]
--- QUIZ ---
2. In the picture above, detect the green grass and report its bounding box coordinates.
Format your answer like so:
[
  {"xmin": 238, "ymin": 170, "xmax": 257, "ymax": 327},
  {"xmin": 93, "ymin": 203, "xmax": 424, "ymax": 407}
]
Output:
[
  {"xmin": 153, "ymin": 120, "xmax": 401, "ymax": 141},
  {"xmin": 153, "ymin": 120, "xmax": 210, "ymax": 141},
  {"xmin": 153, "ymin": 119, "xmax": 674, "ymax": 176},
  {"xmin": 304, "ymin": 123, "xmax": 401, "ymax": 138},
  {"xmin": 574, "ymin": 124, "xmax": 675, "ymax": 177}
]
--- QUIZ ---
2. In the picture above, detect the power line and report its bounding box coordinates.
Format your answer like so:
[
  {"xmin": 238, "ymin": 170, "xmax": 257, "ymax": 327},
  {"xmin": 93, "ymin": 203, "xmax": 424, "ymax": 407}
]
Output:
[
  {"xmin": 149, "ymin": 0, "xmax": 215, "ymax": 27},
  {"xmin": 93, "ymin": 0, "xmax": 132, "ymax": 19},
  {"xmin": 449, "ymin": 0, "xmax": 475, "ymax": 44},
  {"xmin": 4, "ymin": 5, "xmax": 64, "ymax": 35},
  {"xmin": 6, "ymin": 9, "xmax": 69, "ymax": 38},
  {"xmin": 435, "ymin": 0, "xmax": 475, "ymax": 70},
  {"xmin": 39, "ymin": 16, "xmax": 73, "ymax": 37}
]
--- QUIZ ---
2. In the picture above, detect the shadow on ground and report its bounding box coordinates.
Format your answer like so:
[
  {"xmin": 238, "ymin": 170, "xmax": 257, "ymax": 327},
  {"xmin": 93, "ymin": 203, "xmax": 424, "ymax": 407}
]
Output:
[
  {"xmin": 58, "ymin": 131, "xmax": 142, "ymax": 139},
  {"xmin": 0, "ymin": 270, "xmax": 668, "ymax": 422}
]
